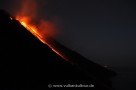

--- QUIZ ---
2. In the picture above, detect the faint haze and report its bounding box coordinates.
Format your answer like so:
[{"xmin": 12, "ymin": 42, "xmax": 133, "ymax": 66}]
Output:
[
  {"xmin": 1, "ymin": 0, "xmax": 136, "ymax": 90},
  {"xmin": 0, "ymin": 0, "xmax": 136, "ymax": 67}
]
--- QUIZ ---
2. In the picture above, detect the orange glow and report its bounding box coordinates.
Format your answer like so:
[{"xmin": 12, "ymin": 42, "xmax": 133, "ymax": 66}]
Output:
[
  {"xmin": 16, "ymin": 0, "xmax": 58, "ymax": 37},
  {"xmin": 15, "ymin": 0, "xmax": 68, "ymax": 61},
  {"xmin": 16, "ymin": 16, "xmax": 67, "ymax": 61}
]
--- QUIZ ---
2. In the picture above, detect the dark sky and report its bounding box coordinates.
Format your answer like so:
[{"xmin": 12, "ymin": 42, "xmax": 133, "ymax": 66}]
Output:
[
  {"xmin": 1, "ymin": 0, "xmax": 136, "ymax": 89},
  {"xmin": 32, "ymin": 0, "xmax": 136, "ymax": 67},
  {"xmin": 1, "ymin": 0, "xmax": 136, "ymax": 66}
]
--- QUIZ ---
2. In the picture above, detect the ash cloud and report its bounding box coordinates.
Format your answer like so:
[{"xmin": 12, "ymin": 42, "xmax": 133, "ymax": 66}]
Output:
[{"xmin": 0, "ymin": 0, "xmax": 59, "ymax": 37}]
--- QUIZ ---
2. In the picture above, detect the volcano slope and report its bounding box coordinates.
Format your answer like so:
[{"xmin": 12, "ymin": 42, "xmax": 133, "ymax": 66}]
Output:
[{"xmin": 0, "ymin": 10, "xmax": 116, "ymax": 90}]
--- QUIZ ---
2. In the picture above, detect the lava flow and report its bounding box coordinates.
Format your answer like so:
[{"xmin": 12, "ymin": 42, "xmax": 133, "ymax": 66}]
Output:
[
  {"xmin": 16, "ymin": 16, "xmax": 68, "ymax": 61},
  {"xmin": 14, "ymin": 0, "xmax": 69, "ymax": 61}
]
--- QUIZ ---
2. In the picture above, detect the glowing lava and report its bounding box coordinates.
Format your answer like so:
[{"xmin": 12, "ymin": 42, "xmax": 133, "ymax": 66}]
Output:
[
  {"xmin": 15, "ymin": 0, "xmax": 68, "ymax": 61},
  {"xmin": 16, "ymin": 17, "xmax": 67, "ymax": 61}
]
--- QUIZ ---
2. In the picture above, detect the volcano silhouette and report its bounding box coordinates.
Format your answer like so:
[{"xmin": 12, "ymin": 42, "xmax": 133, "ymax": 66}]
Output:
[{"xmin": 0, "ymin": 10, "xmax": 116, "ymax": 90}]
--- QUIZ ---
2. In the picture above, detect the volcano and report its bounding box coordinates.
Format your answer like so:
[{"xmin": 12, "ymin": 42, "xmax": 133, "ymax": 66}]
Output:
[{"xmin": 0, "ymin": 10, "xmax": 116, "ymax": 89}]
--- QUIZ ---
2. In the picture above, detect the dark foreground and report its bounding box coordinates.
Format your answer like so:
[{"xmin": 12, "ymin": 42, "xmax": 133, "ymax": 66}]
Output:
[{"xmin": 0, "ymin": 10, "xmax": 116, "ymax": 90}]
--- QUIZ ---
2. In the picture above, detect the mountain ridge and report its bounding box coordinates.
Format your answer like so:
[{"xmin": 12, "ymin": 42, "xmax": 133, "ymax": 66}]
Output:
[{"xmin": 0, "ymin": 9, "xmax": 116, "ymax": 90}]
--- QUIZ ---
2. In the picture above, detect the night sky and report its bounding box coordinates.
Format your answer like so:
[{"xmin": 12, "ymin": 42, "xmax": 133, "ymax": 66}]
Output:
[{"xmin": 1, "ymin": 0, "xmax": 136, "ymax": 89}]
